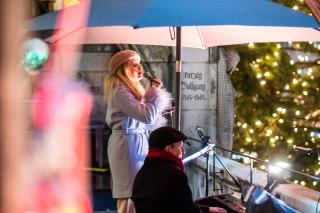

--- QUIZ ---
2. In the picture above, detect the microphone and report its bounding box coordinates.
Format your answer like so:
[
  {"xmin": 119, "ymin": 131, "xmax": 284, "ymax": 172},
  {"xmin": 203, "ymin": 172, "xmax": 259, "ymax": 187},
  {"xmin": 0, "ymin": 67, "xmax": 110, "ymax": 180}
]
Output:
[
  {"xmin": 143, "ymin": 72, "xmax": 162, "ymax": 86},
  {"xmin": 294, "ymin": 146, "xmax": 315, "ymax": 155},
  {"xmin": 196, "ymin": 126, "xmax": 210, "ymax": 143},
  {"xmin": 196, "ymin": 126, "xmax": 205, "ymax": 140}
]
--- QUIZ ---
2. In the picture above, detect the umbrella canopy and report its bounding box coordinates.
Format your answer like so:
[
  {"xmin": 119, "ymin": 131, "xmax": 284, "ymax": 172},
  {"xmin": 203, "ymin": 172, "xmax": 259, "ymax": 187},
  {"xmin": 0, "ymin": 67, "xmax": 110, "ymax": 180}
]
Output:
[
  {"xmin": 27, "ymin": 0, "xmax": 320, "ymax": 128},
  {"xmin": 36, "ymin": 26, "xmax": 320, "ymax": 48},
  {"xmin": 28, "ymin": 0, "xmax": 320, "ymax": 48}
]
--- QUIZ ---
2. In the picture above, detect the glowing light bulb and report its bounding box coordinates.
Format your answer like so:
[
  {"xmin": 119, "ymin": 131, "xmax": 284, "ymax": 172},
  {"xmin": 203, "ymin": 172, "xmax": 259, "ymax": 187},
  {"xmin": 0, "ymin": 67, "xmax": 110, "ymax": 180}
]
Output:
[
  {"xmin": 284, "ymin": 85, "xmax": 290, "ymax": 90},
  {"xmin": 270, "ymin": 162, "xmax": 290, "ymax": 174},
  {"xmin": 260, "ymin": 80, "xmax": 266, "ymax": 86},
  {"xmin": 264, "ymin": 72, "xmax": 270, "ymax": 77},
  {"xmin": 255, "ymin": 120, "xmax": 262, "ymax": 126},
  {"xmin": 295, "ymin": 111, "xmax": 300, "ymax": 116},
  {"xmin": 279, "ymin": 119, "xmax": 284, "ymax": 123},
  {"xmin": 248, "ymin": 43, "xmax": 255, "ymax": 48},
  {"xmin": 290, "ymin": 60, "xmax": 295, "ymax": 65},
  {"xmin": 266, "ymin": 129, "xmax": 273, "ymax": 135},
  {"xmin": 301, "ymin": 82, "xmax": 307, "ymax": 87},
  {"xmin": 298, "ymin": 55, "xmax": 304, "ymax": 61},
  {"xmin": 292, "ymin": 5, "xmax": 299, "ymax": 10},
  {"xmin": 292, "ymin": 78, "xmax": 298, "ymax": 84}
]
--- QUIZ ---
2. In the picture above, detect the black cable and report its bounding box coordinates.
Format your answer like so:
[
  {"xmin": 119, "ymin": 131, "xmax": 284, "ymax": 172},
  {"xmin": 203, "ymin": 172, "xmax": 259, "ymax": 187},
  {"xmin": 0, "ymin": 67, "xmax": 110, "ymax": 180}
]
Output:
[{"xmin": 169, "ymin": 27, "xmax": 176, "ymax": 40}]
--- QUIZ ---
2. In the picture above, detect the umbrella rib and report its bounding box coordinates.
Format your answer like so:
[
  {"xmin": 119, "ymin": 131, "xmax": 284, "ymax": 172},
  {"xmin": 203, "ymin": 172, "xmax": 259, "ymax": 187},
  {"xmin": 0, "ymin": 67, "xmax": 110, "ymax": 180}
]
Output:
[
  {"xmin": 50, "ymin": 27, "xmax": 82, "ymax": 44},
  {"xmin": 195, "ymin": 26, "xmax": 206, "ymax": 48}
]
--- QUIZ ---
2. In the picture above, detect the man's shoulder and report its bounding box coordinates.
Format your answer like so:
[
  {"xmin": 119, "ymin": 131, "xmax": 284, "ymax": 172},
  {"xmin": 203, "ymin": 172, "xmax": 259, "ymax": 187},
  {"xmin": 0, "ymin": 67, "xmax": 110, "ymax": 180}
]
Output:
[{"xmin": 144, "ymin": 157, "xmax": 184, "ymax": 171}]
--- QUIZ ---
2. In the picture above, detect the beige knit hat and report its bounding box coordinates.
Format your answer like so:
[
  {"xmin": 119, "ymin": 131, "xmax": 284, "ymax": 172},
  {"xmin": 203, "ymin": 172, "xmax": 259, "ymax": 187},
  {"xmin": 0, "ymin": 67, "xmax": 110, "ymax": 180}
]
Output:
[{"xmin": 109, "ymin": 50, "xmax": 140, "ymax": 74}]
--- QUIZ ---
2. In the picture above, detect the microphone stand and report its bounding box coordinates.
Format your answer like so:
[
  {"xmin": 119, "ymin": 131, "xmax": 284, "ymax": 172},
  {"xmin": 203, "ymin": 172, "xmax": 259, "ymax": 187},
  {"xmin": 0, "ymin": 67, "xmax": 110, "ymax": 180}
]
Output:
[{"xmin": 186, "ymin": 136, "xmax": 242, "ymax": 197}]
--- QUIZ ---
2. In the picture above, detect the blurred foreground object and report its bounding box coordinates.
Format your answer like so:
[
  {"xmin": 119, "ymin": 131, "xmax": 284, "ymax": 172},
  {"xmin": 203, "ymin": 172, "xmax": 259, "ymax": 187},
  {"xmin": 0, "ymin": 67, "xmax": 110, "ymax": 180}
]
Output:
[
  {"xmin": 23, "ymin": 73, "xmax": 93, "ymax": 212},
  {"xmin": 21, "ymin": 0, "xmax": 93, "ymax": 211},
  {"xmin": 0, "ymin": 0, "xmax": 27, "ymax": 212},
  {"xmin": 22, "ymin": 38, "xmax": 49, "ymax": 74}
]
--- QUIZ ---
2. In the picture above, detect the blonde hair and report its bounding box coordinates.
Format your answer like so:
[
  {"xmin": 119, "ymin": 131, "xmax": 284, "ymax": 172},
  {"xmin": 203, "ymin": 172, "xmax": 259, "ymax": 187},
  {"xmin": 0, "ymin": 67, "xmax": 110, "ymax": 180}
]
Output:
[{"xmin": 103, "ymin": 62, "xmax": 145, "ymax": 102}]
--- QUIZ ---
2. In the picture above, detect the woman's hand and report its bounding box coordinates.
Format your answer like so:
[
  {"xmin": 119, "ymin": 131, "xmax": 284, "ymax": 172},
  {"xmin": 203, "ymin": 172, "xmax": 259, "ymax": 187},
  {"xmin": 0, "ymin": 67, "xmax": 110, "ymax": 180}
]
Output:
[
  {"xmin": 208, "ymin": 207, "xmax": 228, "ymax": 213},
  {"xmin": 151, "ymin": 76, "xmax": 163, "ymax": 88}
]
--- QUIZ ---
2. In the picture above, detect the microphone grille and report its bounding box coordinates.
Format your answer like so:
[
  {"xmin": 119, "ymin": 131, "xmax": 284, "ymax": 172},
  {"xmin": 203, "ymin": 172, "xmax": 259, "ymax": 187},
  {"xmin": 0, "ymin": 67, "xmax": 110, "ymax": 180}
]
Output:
[{"xmin": 143, "ymin": 72, "xmax": 152, "ymax": 78}]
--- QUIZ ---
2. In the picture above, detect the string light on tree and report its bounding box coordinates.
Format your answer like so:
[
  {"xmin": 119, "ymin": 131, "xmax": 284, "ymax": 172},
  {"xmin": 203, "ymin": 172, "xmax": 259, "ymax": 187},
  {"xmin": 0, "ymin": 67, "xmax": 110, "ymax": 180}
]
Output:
[{"xmin": 231, "ymin": 15, "xmax": 320, "ymax": 189}]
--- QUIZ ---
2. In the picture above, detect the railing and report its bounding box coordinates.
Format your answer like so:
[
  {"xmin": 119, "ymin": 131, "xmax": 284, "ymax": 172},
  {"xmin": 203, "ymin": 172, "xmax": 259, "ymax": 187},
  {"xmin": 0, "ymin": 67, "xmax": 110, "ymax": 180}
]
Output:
[
  {"xmin": 214, "ymin": 143, "xmax": 320, "ymax": 185},
  {"xmin": 186, "ymin": 137, "xmax": 320, "ymax": 192}
]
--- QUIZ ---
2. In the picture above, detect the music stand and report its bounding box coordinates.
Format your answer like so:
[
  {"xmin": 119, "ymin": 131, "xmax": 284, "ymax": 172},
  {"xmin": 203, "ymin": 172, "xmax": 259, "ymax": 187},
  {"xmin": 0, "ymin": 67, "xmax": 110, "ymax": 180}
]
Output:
[{"xmin": 183, "ymin": 126, "xmax": 241, "ymax": 197}]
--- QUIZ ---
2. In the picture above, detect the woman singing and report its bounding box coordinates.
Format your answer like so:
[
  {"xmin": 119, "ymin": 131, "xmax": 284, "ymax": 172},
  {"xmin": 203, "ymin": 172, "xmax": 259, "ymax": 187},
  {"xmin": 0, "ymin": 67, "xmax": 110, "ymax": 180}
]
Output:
[{"xmin": 103, "ymin": 50, "xmax": 171, "ymax": 213}]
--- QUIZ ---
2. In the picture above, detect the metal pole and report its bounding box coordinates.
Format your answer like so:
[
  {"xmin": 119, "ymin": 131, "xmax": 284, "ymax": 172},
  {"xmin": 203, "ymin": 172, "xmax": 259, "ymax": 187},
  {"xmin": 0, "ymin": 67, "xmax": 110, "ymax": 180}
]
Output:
[
  {"xmin": 206, "ymin": 154, "xmax": 209, "ymax": 196},
  {"xmin": 175, "ymin": 27, "xmax": 181, "ymax": 130},
  {"xmin": 267, "ymin": 164, "xmax": 270, "ymax": 186},
  {"xmin": 250, "ymin": 159, "xmax": 253, "ymax": 184},
  {"xmin": 213, "ymin": 149, "xmax": 216, "ymax": 193}
]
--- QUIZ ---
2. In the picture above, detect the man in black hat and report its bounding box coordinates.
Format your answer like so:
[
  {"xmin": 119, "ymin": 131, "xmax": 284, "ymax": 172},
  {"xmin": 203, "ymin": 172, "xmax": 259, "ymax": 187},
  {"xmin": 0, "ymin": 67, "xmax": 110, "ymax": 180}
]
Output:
[{"xmin": 131, "ymin": 126, "xmax": 227, "ymax": 213}]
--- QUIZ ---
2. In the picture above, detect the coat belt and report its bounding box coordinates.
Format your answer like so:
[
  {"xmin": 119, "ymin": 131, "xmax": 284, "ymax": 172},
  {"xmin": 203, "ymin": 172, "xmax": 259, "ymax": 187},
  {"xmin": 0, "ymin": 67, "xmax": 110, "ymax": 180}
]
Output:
[{"xmin": 112, "ymin": 128, "xmax": 148, "ymax": 135}]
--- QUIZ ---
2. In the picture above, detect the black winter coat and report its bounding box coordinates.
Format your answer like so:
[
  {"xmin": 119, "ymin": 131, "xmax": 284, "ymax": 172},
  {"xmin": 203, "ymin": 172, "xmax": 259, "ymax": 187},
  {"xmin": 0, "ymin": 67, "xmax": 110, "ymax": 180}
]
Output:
[{"xmin": 132, "ymin": 157, "xmax": 208, "ymax": 213}]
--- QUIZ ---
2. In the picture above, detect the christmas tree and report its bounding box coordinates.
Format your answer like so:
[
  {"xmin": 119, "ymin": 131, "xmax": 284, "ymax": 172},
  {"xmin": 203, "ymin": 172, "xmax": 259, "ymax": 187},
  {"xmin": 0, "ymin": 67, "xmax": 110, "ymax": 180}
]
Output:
[{"xmin": 231, "ymin": 0, "xmax": 320, "ymax": 189}]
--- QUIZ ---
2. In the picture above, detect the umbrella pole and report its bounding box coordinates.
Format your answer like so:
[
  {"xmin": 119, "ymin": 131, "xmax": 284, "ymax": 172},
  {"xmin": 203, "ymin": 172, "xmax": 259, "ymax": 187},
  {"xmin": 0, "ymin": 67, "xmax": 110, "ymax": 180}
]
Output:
[{"xmin": 175, "ymin": 27, "xmax": 181, "ymax": 130}]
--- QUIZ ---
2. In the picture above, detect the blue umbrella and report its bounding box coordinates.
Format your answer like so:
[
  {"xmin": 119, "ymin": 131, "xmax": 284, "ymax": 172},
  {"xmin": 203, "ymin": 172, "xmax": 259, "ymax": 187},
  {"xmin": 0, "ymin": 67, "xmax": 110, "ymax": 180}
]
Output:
[
  {"xmin": 27, "ymin": 0, "xmax": 320, "ymax": 129},
  {"xmin": 29, "ymin": 0, "xmax": 318, "ymax": 30}
]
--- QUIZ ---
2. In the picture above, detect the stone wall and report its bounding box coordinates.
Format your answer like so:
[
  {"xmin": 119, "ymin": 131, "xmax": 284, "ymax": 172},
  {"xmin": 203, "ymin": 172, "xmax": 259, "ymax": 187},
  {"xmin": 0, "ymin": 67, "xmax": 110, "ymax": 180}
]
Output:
[
  {"xmin": 75, "ymin": 44, "xmax": 237, "ymax": 195},
  {"xmin": 75, "ymin": 44, "xmax": 232, "ymax": 144}
]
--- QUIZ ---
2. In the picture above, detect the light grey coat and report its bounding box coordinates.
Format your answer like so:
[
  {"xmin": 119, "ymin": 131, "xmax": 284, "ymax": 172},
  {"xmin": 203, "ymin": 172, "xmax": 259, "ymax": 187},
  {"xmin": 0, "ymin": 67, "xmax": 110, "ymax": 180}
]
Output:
[{"xmin": 106, "ymin": 83, "xmax": 170, "ymax": 198}]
